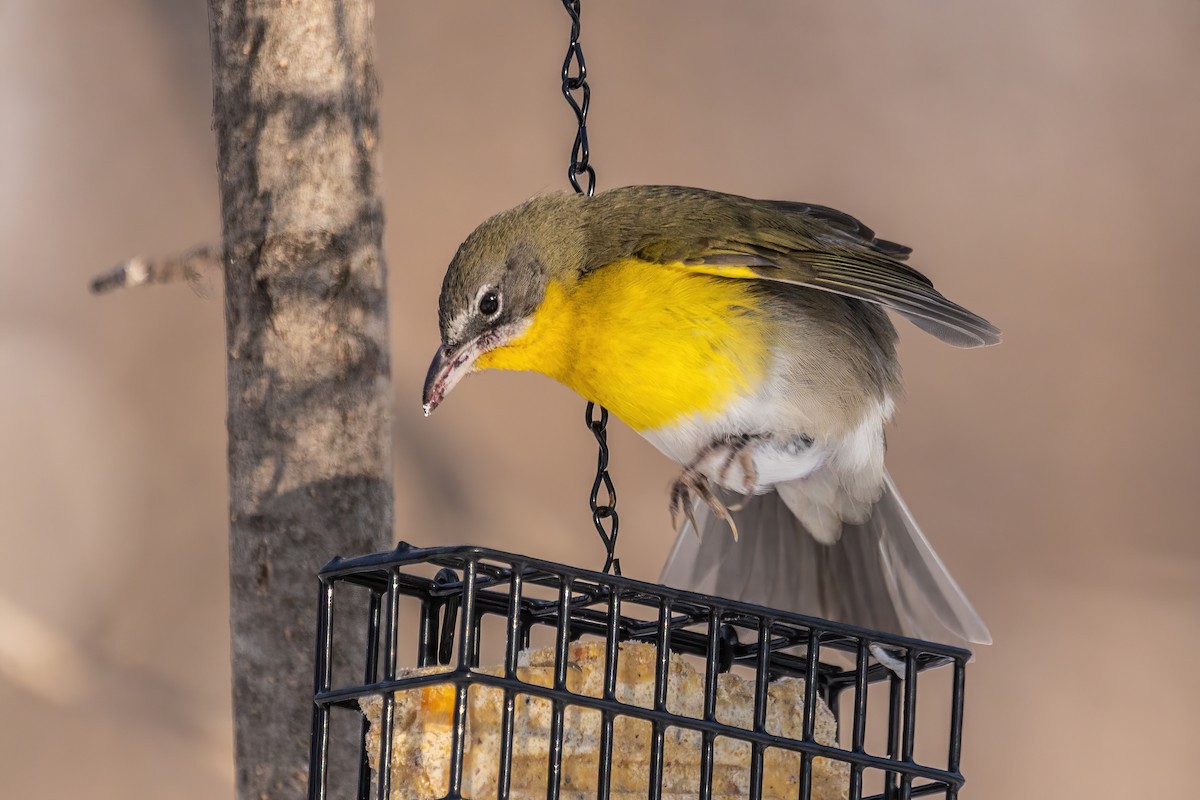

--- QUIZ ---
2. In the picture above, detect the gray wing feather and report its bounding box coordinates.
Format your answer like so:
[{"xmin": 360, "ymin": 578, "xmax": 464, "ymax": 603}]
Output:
[{"xmin": 660, "ymin": 474, "xmax": 990, "ymax": 647}]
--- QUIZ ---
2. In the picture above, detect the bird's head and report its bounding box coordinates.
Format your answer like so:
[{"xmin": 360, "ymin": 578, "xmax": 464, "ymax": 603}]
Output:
[{"xmin": 422, "ymin": 192, "xmax": 587, "ymax": 415}]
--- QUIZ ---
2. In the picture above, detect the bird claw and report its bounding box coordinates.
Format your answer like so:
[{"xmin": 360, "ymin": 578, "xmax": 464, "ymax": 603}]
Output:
[
  {"xmin": 669, "ymin": 478, "xmax": 704, "ymax": 540},
  {"xmin": 669, "ymin": 468, "xmax": 740, "ymax": 541},
  {"xmin": 715, "ymin": 434, "xmax": 761, "ymax": 494},
  {"xmin": 668, "ymin": 433, "xmax": 773, "ymax": 541}
]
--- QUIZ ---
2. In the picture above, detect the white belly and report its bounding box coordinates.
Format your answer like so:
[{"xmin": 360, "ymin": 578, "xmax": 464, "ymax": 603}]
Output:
[{"xmin": 639, "ymin": 389, "xmax": 894, "ymax": 497}]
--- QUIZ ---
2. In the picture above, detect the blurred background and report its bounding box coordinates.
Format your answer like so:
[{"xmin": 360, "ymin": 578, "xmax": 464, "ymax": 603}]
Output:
[{"xmin": 2, "ymin": 0, "xmax": 1198, "ymax": 797}]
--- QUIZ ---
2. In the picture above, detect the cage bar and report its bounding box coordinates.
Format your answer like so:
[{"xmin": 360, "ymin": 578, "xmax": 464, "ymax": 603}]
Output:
[{"xmin": 308, "ymin": 542, "xmax": 972, "ymax": 800}]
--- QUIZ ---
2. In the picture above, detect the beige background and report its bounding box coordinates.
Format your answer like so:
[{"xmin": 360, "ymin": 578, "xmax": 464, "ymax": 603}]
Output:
[{"xmin": 2, "ymin": 1, "xmax": 1198, "ymax": 797}]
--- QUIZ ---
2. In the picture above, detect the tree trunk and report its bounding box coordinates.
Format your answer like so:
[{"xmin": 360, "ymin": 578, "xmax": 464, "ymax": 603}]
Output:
[{"xmin": 207, "ymin": 1, "xmax": 393, "ymax": 797}]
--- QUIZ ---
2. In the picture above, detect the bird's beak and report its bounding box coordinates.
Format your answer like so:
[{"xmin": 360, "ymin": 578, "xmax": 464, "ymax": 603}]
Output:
[{"xmin": 422, "ymin": 338, "xmax": 482, "ymax": 416}]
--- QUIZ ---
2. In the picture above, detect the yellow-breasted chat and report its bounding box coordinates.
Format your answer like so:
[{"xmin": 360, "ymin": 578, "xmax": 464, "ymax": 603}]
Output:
[{"xmin": 423, "ymin": 185, "xmax": 999, "ymax": 646}]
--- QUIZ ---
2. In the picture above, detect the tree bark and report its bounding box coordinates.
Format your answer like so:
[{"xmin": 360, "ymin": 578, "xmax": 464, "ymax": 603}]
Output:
[{"xmin": 207, "ymin": 1, "xmax": 393, "ymax": 797}]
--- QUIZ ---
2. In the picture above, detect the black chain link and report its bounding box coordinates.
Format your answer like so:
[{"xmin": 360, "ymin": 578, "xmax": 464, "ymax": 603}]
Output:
[
  {"xmin": 585, "ymin": 402, "xmax": 619, "ymax": 575},
  {"xmin": 561, "ymin": 0, "xmax": 619, "ymax": 575},
  {"xmin": 560, "ymin": 0, "xmax": 596, "ymax": 197}
]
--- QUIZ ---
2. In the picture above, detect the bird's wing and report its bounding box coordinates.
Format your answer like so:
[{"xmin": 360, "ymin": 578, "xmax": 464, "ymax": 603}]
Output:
[{"xmin": 633, "ymin": 232, "xmax": 1000, "ymax": 349}]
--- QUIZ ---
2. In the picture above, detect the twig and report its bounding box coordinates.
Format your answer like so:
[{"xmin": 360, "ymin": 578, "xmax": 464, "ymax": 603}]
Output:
[{"xmin": 90, "ymin": 244, "xmax": 221, "ymax": 295}]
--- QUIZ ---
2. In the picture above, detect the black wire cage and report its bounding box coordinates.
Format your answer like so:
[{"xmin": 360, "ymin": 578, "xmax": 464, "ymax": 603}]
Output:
[{"xmin": 308, "ymin": 543, "xmax": 971, "ymax": 800}]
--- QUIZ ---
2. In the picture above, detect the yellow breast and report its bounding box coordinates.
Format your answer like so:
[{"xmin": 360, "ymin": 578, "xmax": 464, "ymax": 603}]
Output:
[{"xmin": 475, "ymin": 258, "xmax": 769, "ymax": 431}]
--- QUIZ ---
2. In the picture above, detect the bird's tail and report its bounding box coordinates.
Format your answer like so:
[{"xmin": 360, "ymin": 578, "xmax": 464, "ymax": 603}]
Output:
[{"xmin": 659, "ymin": 472, "xmax": 991, "ymax": 647}]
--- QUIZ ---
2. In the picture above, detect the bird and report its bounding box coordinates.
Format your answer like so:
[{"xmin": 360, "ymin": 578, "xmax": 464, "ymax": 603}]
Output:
[{"xmin": 422, "ymin": 185, "xmax": 999, "ymax": 647}]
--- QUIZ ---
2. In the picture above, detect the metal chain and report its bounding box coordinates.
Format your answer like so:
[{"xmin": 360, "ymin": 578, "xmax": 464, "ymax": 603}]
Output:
[
  {"xmin": 585, "ymin": 402, "xmax": 619, "ymax": 575},
  {"xmin": 560, "ymin": 0, "xmax": 619, "ymax": 575},
  {"xmin": 560, "ymin": 0, "xmax": 596, "ymax": 196}
]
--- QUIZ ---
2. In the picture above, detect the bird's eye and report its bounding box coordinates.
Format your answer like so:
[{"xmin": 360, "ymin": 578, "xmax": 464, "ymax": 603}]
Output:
[{"xmin": 478, "ymin": 290, "xmax": 500, "ymax": 316}]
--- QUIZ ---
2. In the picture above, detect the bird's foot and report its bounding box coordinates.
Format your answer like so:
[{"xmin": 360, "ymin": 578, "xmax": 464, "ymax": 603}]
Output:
[
  {"xmin": 669, "ymin": 467, "xmax": 740, "ymax": 541},
  {"xmin": 714, "ymin": 433, "xmax": 763, "ymax": 496},
  {"xmin": 669, "ymin": 433, "xmax": 776, "ymax": 539}
]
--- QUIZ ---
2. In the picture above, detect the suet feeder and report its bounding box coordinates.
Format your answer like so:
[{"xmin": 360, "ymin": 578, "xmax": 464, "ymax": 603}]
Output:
[{"xmin": 306, "ymin": 544, "xmax": 970, "ymax": 800}]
